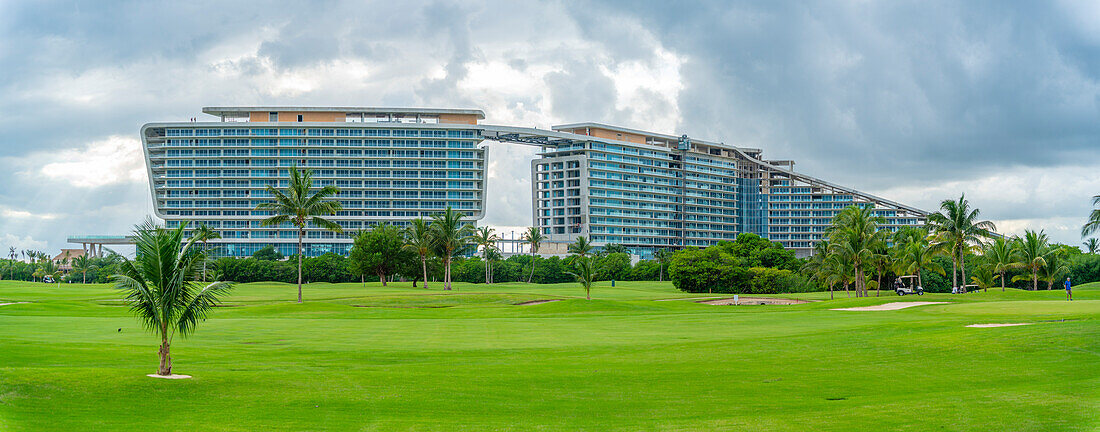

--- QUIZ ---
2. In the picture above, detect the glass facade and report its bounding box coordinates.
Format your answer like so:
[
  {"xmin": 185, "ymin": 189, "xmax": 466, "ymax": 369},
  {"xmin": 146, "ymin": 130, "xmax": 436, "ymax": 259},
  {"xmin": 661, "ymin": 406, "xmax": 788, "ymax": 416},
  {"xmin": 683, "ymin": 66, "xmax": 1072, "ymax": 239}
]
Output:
[
  {"xmin": 143, "ymin": 116, "xmax": 486, "ymax": 257},
  {"xmin": 142, "ymin": 109, "xmax": 925, "ymax": 259}
]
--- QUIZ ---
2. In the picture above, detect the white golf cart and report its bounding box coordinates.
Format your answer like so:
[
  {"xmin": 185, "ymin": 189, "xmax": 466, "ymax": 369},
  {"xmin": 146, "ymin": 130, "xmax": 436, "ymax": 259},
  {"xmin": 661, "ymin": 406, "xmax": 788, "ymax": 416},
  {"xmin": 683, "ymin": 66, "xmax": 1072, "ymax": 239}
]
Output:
[{"xmin": 895, "ymin": 275, "xmax": 924, "ymax": 296}]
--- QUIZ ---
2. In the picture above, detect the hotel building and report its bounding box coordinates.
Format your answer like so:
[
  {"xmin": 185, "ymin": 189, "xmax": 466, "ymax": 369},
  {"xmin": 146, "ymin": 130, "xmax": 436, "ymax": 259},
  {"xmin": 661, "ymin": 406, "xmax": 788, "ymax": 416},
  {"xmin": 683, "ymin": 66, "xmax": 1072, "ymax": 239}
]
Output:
[{"xmin": 141, "ymin": 107, "xmax": 927, "ymax": 258}]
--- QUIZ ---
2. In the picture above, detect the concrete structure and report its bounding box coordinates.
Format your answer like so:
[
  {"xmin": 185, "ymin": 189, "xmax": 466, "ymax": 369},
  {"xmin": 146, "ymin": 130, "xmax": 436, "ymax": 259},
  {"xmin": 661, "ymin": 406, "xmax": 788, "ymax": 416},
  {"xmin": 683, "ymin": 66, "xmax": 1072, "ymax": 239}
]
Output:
[
  {"xmin": 66, "ymin": 235, "xmax": 132, "ymax": 257},
  {"xmin": 138, "ymin": 107, "xmax": 927, "ymax": 258},
  {"xmin": 51, "ymin": 249, "xmax": 87, "ymax": 272}
]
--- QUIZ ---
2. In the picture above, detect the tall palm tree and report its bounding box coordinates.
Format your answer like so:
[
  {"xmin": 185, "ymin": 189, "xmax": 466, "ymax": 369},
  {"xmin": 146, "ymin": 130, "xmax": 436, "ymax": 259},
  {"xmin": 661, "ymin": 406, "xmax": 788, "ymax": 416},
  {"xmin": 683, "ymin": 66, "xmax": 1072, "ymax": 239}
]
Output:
[
  {"xmin": 473, "ymin": 226, "xmax": 499, "ymax": 284},
  {"xmin": 1011, "ymin": 230, "xmax": 1051, "ymax": 291},
  {"xmin": 190, "ymin": 224, "xmax": 222, "ymax": 282},
  {"xmin": 113, "ymin": 219, "xmax": 234, "ymax": 376},
  {"xmin": 1083, "ymin": 238, "xmax": 1099, "ymax": 254},
  {"xmin": 403, "ymin": 218, "xmax": 435, "ymax": 289},
  {"xmin": 521, "ymin": 226, "xmax": 544, "ymax": 283},
  {"xmin": 8, "ymin": 247, "xmax": 16, "ymax": 280},
  {"xmin": 828, "ymin": 205, "xmax": 886, "ymax": 298},
  {"xmin": 70, "ymin": 254, "xmax": 96, "ymax": 284},
  {"xmin": 984, "ymin": 237, "xmax": 1015, "ymax": 291},
  {"xmin": 927, "ymin": 194, "xmax": 996, "ymax": 293},
  {"xmin": 430, "ymin": 207, "xmax": 473, "ymax": 291},
  {"xmin": 567, "ymin": 255, "xmax": 597, "ymax": 300},
  {"xmin": 970, "ymin": 266, "xmax": 996, "ymax": 292},
  {"xmin": 255, "ymin": 166, "xmax": 343, "ymax": 303}
]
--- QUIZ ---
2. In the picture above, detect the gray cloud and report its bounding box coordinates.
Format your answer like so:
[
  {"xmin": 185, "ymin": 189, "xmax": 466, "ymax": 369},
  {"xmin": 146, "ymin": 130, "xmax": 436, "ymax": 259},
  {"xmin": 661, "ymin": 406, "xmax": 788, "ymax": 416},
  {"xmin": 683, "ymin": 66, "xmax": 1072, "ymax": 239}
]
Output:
[{"xmin": 1, "ymin": 0, "xmax": 1098, "ymax": 254}]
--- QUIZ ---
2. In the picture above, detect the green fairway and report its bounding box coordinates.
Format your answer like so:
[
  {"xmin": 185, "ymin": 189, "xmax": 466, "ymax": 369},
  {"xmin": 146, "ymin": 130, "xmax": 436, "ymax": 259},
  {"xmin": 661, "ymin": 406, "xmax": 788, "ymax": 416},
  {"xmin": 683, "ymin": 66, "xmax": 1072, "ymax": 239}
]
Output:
[{"xmin": 0, "ymin": 280, "xmax": 1098, "ymax": 431}]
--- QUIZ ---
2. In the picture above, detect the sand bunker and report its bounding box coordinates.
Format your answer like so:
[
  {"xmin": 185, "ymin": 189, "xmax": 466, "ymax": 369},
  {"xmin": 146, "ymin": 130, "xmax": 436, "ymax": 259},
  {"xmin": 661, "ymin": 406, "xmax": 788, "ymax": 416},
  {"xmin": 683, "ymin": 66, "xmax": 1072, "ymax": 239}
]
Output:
[
  {"xmin": 831, "ymin": 301, "xmax": 947, "ymax": 311},
  {"xmin": 147, "ymin": 374, "xmax": 192, "ymax": 379},
  {"xmin": 966, "ymin": 323, "xmax": 1035, "ymax": 328},
  {"xmin": 699, "ymin": 297, "xmax": 809, "ymax": 305},
  {"xmin": 0, "ymin": 302, "xmax": 28, "ymax": 307},
  {"xmin": 514, "ymin": 299, "xmax": 562, "ymax": 306}
]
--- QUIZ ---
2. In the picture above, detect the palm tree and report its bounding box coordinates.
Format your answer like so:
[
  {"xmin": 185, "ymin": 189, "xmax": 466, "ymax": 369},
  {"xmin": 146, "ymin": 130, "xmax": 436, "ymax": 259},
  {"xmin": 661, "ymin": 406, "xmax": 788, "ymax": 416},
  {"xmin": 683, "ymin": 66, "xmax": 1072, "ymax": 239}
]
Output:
[
  {"xmin": 802, "ymin": 240, "xmax": 834, "ymax": 299},
  {"xmin": 567, "ymin": 255, "xmax": 597, "ymax": 300},
  {"xmin": 654, "ymin": 248, "xmax": 672, "ymax": 282},
  {"xmin": 473, "ymin": 226, "xmax": 499, "ymax": 284},
  {"xmin": 486, "ymin": 247, "xmax": 503, "ymax": 284},
  {"xmin": 190, "ymin": 224, "xmax": 222, "ymax": 282},
  {"xmin": 827, "ymin": 205, "xmax": 886, "ymax": 297},
  {"xmin": 521, "ymin": 226, "xmax": 544, "ymax": 283},
  {"xmin": 430, "ymin": 207, "xmax": 473, "ymax": 291},
  {"xmin": 927, "ymin": 194, "xmax": 996, "ymax": 293},
  {"xmin": 1038, "ymin": 246, "xmax": 1070, "ymax": 290},
  {"xmin": 1082, "ymin": 195, "xmax": 1100, "ymax": 238},
  {"xmin": 970, "ymin": 266, "xmax": 996, "ymax": 292},
  {"xmin": 1083, "ymin": 238, "xmax": 1099, "ymax": 254},
  {"xmin": 70, "ymin": 254, "xmax": 96, "ymax": 284},
  {"xmin": 8, "ymin": 247, "xmax": 16, "ymax": 280},
  {"xmin": 255, "ymin": 166, "xmax": 343, "ymax": 303},
  {"xmin": 984, "ymin": 237, "xmax": 1015, "ymax": 291},
  {"xmin": 113, "ymin": 219, "xmax": 234, "ymax": 376},
  {"xmin": 403, "ymin": 218, "xmax": 435, "ymax": 289},
  {"xmin": 568, "ymin": 236, "xmax": 593, "ymax": 259},
  {"xmin": 897, "ymin": 239, "xmax": 945, "ymax": 291},
  {"xmin": 1011, "ymin": 230, "xmax": 1052, "ymax": 291}
]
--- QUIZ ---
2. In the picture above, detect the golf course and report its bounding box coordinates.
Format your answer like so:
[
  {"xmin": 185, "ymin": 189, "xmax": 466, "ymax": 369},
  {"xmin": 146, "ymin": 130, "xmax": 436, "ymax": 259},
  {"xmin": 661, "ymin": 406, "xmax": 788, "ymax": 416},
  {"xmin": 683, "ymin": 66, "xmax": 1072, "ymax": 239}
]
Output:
[{"xmin": 0, "ymin": 280, "xmax": 1097, "ymax": 431}]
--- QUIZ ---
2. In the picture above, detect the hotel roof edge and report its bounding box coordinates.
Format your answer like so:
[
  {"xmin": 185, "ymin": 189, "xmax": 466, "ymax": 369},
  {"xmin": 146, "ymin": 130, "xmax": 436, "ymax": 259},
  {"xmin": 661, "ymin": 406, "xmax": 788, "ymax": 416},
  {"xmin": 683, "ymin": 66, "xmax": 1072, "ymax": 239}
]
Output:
[
  {"xmin": 552, "ymin": 122, "xmax": 729, "ymax": 147},
  {"xmin": 201, "ymin": 106, "xmax": 486, "ymax": 119}
]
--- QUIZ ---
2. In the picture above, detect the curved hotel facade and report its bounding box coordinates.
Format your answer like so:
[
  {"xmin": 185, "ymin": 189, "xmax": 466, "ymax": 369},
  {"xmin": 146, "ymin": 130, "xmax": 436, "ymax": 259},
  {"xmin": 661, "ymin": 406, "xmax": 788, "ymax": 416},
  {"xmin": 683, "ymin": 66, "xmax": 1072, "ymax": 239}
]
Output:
[{"xmin": 141, "ymin": 107, "xmax": 927, "ymax": 258}]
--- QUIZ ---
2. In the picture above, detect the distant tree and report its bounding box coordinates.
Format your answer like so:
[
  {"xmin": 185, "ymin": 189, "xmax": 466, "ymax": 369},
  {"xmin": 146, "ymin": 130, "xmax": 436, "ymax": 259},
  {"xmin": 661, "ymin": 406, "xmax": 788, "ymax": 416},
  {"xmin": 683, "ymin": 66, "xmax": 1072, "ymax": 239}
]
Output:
[
  {"xmin": 521, "ymin": 226, "xmax": 544, "ymax": 283},
  {"xmin": 927, "ymin": 194, "xmax": 996, "ymax": 293},
  {"xmin": 984, "ymin": 237, "xmax": 1016, "ymax": 291},
  {"xmin": 828, "ymin": 205, "xmax": 886, "ymax": 297},
  {"xmin": 349, "ymin": 224, "xmax": 408, "ymax": 286},
  {"xmin": 1012, "ymin": 230, "xmax": 1052, "ymax": 291},
  {"xmin": 70, "ymin": 254, "xmax": 96, "ymax": 284},
  {"xmin": 568, "ymin": 236, "xmax": 593, "ymax": 258},
  {"xmin": 255, "ymin": 166, "xmax": 343, "ymax": 303},
  {"xmin": 597, "ymin": 252, "xmax": 631, "ymax": 281},
  {"xmin": 1038, "ymin": 246, "xmax": 1071, "ymax": 290},
  {"xmin": 567, "ymin": 255, "xmax": 598, "ymax": 300},
  {"xmin": 191, "ymin": 224, "xmax": 222, "ymax": 282},
  {"xmin": 472, "ymin": 226, "xmax": 500, "ymax": 284},
  {"xmin": 598, "ymin": 243, "xmax": 629, "ymax": 257},
  {"xmin": 251, "ymin": 245, "xmax": 284, "ymax": 261},
  {"xmin": 430, "ymin": 207, "xmax": 473, "ymax": 291},
  {"xmin": 403, "ymin": 218, "xmax": 435, "ymax": 289},
  {"xmin": 654, "ymin": 248, "xmax": 672, "ymax": 282},
  {"xmin": 112, "ymin": 219, "xmax": 233, "ymax": 376},
  {"xmin": 1083, "ymin": 238, "xmax": 1099, "ymax": 255}
]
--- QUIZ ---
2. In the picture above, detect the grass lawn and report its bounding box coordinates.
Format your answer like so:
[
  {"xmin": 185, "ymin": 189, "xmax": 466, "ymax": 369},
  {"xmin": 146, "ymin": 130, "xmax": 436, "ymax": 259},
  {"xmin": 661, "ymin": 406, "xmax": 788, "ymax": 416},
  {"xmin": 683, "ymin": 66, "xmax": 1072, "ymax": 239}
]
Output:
[{"xmin": 0, "ymin": 279, "xmax": 1098, "ymax": 431}]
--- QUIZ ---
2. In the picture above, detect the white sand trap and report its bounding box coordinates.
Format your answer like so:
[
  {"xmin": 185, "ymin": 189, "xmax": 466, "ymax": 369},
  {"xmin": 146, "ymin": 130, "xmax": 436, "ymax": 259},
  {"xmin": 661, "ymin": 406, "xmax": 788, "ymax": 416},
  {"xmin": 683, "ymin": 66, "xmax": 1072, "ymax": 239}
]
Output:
[
  {"xmin": 831, "ymin": 301, "xmax": 947, "ymax": 311},
  {"xmin": 700, "ymin": 297, "xmax": 809, "ymax": 305},
  {"xmin": 966, "ymin": 323, "xmax": 1035, "ymax": 328},
  {"xmin": 514, "ymin": 299, "xmax": 562, "ymax": 306},
  {"xmin": 0, "ymin": 302, "xmax": 29, "ymax": 307},
  {"xmin": 147, "ymin": 374, "xmax": 192, "ymax": 379}
]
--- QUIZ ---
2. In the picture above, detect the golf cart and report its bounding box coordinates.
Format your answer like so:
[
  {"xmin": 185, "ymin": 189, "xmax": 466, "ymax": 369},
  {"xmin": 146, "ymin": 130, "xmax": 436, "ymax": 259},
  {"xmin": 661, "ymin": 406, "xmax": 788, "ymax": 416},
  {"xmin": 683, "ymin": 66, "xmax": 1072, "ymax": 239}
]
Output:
[
  {"xmin": 895, "ymin": 275, "xmax": 924, "ymax": 296},
  {"xmin": 962, "ymin": 283, "xmax": 983, "ymax": 294}
]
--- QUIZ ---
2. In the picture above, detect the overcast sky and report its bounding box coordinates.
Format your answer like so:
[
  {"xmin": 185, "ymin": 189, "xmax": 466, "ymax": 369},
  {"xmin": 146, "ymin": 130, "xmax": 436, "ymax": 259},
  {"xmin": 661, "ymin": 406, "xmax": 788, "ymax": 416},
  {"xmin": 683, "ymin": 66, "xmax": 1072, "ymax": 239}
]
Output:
[{"xmin": 2, "ymin": 0, "xmax": 1099, "ymax": 255}]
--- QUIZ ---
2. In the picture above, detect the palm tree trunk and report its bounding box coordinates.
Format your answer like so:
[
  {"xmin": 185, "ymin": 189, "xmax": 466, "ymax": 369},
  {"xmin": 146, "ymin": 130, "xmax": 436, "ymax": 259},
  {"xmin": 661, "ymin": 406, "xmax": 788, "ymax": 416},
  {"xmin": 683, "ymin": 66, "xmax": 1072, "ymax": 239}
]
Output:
[
  {"xmin": 951, "ymin": 253, "xmax": 958, "ymax": 292},
  {"xmin": 443, "ymin": 255, "xmax": 452, "ymax": 291},
  {"xmin": 1032, "ymin": 271, "xmax": 1038, "ymax": 291},
  {"xmin": 297, "ymin": 228, "xmax": 304, "ymax": 303},
  {"xmin": 876, "ymin": 270, "xmax": 881, "ymax": 297},
  {"xmin": 959, "ymin": 251, "xmax": 967, "ymax": 293},
  {"xmin": 1000, "ymin": 270, "xmax": 1005, "ymax": 292},
  {"xmin": 527, "ymin": 257, "xmax": 536, "ymax": 283},
  {"xmin": 157, "ymin": 335, "xmax": 172, "ymax": 376},
  {"xmin": 844, "ymin": 282, "xmax": 850, "ymax": 298},
  {"xmin": 421, "ymin": 257, "xmax": 429, "ymax": 289},
  {"xmin": 202, "ymin": 240, "xmax": 207, "ymax": 282},
  {"xmin": 829, "ymin": 283, "xmax": 834, "ymax": 300},
  {"xmin": 82, "ymin": 271, "xmax": 86, "ymax": 284}
]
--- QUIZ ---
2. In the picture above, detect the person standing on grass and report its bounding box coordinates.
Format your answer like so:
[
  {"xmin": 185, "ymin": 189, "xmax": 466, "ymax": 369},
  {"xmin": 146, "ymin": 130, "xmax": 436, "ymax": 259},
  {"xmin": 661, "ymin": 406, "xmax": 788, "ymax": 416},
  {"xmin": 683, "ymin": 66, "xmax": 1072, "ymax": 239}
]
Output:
[{"xmin": 1065, "ymin": 277, "xmax": 1072, "ymax": 301}]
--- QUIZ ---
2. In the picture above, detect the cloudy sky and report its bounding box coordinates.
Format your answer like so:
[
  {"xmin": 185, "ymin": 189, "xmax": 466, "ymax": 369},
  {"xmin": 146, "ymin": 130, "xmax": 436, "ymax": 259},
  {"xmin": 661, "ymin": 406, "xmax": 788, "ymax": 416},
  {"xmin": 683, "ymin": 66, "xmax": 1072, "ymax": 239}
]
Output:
[{"xmin": 2, "ymin": 0, "xmax": 1099, "ymax": 255}]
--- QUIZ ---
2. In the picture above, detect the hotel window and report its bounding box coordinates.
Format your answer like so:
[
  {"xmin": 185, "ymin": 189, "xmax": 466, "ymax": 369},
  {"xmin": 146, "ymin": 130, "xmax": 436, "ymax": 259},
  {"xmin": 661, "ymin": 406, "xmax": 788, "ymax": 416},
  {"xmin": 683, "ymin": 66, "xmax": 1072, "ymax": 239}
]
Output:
[
  {"xmin": 297, "ymin": 115, "xmax": 303, "ymax": 122},
  {"xmin": 269, "ymin": 112, "xmax": 278, "ymax": 122}
]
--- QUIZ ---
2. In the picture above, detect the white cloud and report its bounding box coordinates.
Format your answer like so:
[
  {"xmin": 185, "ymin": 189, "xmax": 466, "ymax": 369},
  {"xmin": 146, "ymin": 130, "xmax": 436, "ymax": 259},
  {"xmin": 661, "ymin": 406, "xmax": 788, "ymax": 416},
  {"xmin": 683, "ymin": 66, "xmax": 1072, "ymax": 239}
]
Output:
[
  {"xmin": 33, "ymin": 135, "xmax": 146, "ymax": 188},
  {"xmin": 0, "ymin": 234, "xmax": 48, "ymax": 254},
  {"xmin": 0, "ymin": 206, "xmax": 59, "ymax": 220}
]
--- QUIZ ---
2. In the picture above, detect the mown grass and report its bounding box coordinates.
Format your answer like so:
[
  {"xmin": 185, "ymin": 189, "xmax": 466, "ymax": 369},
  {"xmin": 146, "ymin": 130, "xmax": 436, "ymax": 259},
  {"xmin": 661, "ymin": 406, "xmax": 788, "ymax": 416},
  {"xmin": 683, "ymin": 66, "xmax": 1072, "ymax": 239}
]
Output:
[{"xmin": 0, "ymin": 279, "xmax": 1097, "ymax": 431}]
